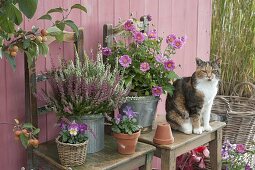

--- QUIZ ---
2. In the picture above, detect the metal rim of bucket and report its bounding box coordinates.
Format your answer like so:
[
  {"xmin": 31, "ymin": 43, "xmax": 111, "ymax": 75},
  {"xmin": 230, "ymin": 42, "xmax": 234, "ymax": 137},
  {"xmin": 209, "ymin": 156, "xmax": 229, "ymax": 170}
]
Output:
[{"xmin": 126, "ymin": 96, "xmax": 160, "ymax": 103}]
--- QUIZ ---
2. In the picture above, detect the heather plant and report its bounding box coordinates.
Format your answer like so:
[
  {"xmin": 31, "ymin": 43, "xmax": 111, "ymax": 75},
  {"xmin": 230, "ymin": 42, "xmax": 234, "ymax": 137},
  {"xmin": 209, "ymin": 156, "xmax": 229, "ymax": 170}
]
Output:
[
  {"xmin": 104, "ymin": 15, "xmax": 186, "ymax": 96},
  {"xmin": 105, "ymin": 106, "xmax": 142, "ymax": 135},
  {"xmin": 221, "ymin": 140, "xmax": 255, "ymax": 170},
  {"xmin": 42, "ymin": 46, "xmax": 130, "ymax": 117}
]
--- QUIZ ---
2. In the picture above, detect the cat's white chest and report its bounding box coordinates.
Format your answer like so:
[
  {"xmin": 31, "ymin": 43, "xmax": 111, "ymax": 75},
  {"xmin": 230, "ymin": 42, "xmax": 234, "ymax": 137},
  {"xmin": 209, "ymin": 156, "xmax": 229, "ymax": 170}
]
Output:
[{"xmin": 196, "ymin": 80, "xmax": 218, "ymax": 104}]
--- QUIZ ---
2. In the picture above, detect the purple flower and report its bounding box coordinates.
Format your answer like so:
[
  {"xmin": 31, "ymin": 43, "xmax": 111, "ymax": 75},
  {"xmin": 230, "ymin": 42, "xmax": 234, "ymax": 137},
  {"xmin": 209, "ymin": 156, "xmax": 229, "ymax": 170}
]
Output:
[
  {"xmin": 119, "ymin": 55, "xmax": 132, "ymax": 68},
  {"xmin": 155, "ymin": 54, "xmax": 167, "ymax": 63},
  {"xmin": 172, "ymin": 38, "xmax": 184, "ymax": 49},
  {"xmin": 60, "ymin": 121, "xmax": 67, "ymax": 130},
  {"xmin": 68, "ymin": 122, "xmax": 79, "ymax": 136},
  {"xmin": 123, "ymin": 106, "xmax": 137, "ymax": 119},
  {"xmin": 124, "ymin": 19, "xmax": 135, "ymax": 31},
  {"xmin": 63, "ymin": 106, "xmax": 72, "ymax": 114},
  {"xmin": 133, "ymin": 31, "xmax": 145, "ymax": 43},
  {"xmin": 236, "ymin": 144, "xmax": 246, "ymax": 154},
  {"xmin": 147, "ymin": 15, "xmax": 152, "ymax": 21},
  {"xmin": 164, "ymin": 60, "xmax": 175, "ymax": 71},
  {"xmin": 102, "ymin": 47, "xmax": 112, "ymax": 56},
  {"xmin": 147, "ymin": 29, "xmax": 157, "ymax": 39},
  {"xmin": 221, "ymin": 150, "xmax": 229, "ymax": 160},
  {"xmin": 180, "ymin": 35, "xmax": 187, "ymax": 43},
  {"xmin": 166, "ymin": 34, "xmax": 176, "ymax": 44},
  {"xmin": 115, "ymin": 114, "xmax": 122, "ymax": 124},
  {"xmin": 245, "ymin": 164, "xmax": 252, "ymax": 170},
  {"xmin": 140, "ymin": 62, "xmax": 150, "ymax": 72},
  {"xmin": 152, "ymin": 86, "xmax": 163, "ymax": 96},
  {"xmin": 79, "ymin": 123, "xmax": 87, "ymax": 133}
]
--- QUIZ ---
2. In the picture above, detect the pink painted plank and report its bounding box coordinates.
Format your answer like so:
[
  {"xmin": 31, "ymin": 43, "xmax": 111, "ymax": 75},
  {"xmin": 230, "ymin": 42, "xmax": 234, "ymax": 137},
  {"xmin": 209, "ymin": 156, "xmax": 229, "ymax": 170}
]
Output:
[
  {"xmin": 129, "ymin": 0, "xmax": 146, "ymax": 19},
  {"xmin": 114, "ymin": 0, "xmax": 130, "ymax": 24},
  {"xmin": 144, "ymin": 0, "xmax": 159, "ymax": 31}
]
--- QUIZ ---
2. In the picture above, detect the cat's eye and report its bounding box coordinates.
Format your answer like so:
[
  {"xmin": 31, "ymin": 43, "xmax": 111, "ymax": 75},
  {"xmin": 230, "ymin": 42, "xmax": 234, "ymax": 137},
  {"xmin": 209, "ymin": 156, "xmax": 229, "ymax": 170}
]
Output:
[{"xmin": 201, "ymin": 70, "xmax": 207, "ymax": 73}]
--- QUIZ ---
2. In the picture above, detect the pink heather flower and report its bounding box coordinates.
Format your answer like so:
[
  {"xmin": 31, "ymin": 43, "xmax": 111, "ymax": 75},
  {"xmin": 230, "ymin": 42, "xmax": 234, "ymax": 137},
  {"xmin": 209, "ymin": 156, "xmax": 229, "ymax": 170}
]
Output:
[
  {"xmin": 133, "ymin": 31, "xmax": 145, "ymax": 43},
  {"xmin": 166, "ymin": 34, "xmax": 176, "ymax": 44},
  {"xmin": 63, "ymin": 106, "xmax": 72, "ymax": 114},
  {"xmin": 119, "ymin": 55, "xmax": 132, "ymax": 68},
  {"xmin": 155, "ymin": 54, "xmax": 167, "ymax": 63},
  {"xmin": 164, "ymin": 60, "xmax": 175, "ymax": 71},
  {"xmin": 147, "ymin": 29, "xmax": 157, "ymax": 39},
  {"xmin": 236, "ymin": 144, "xmax": 246, "ymax": 154},
  {"xmin": 140, "ymin": 62, "xmax": 150, "ymax": 72},
  {"xmin": 102, "ymin": 47, "xmax": 112, "ymax": 56},
  {"xmin": 152, "ymin": 86, "xmax": 163, "ymax": 96},
  {"xmin": 172, "ymin": 38, "xmax": 184, "ymax": 49},
  {"xmin": 124, "ymin": 19, "xmax": 135, "ymax": 31}
]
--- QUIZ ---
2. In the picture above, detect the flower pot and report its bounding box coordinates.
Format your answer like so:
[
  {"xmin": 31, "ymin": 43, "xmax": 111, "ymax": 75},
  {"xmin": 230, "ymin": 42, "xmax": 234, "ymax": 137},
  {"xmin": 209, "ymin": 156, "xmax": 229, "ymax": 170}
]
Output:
[
  {"xmin": 120, "ymin": 96, "xmax": 159, "ymax": 133},
  {"xmin": 153, "ymin": 123, "xmax": 174, "ymax": 145},
  {"xmin": 113, "ymin": 130, "xmax": 141, "ymax": 155},
  {"xmin": 56, "ymin": 136, "xmax": 88, "ymax": 166}
]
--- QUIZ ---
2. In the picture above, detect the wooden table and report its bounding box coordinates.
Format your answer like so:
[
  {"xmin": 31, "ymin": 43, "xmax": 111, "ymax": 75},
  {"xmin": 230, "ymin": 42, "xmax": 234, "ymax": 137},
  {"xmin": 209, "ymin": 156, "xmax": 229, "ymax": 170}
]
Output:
[
  {"xmin": 34, "ymin": 135, "xmax": 156, "ymax": 170},
  {"xmin": 139, "ymin": 115, "xmax": 226, "ymax": 170}
]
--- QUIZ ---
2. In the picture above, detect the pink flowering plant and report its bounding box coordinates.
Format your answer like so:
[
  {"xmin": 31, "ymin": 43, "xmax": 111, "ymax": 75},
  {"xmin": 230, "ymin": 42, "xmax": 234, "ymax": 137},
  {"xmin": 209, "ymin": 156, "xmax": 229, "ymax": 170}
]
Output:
[
  {"xmin": 104, "ymin": 15, "xmax": 186, "ymax": 96},
  {"xmin": 221, "ymin": 140, "xmax": 255, "ymax": 170},
  {"xmin": 105, "ymin": 106, "xmax": 142, "ymax": 135}
]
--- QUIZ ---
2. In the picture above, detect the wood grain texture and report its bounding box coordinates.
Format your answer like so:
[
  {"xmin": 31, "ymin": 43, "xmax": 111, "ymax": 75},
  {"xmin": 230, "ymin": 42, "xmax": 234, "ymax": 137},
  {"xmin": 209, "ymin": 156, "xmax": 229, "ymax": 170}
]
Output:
[{"xmin": 0, "ymin": 0, "xmax": 212, "ymax": 169}]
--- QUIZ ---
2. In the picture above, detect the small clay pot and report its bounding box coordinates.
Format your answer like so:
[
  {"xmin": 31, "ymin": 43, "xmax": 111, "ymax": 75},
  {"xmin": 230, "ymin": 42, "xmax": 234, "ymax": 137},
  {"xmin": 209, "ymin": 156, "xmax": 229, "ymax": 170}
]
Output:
[
  {"xmin": 113, "ymin": 130, "xmax": 141, "ymax": 155},
  {"xmin": 153, "ymin": 123, "xmax": 174, "ymax": 145}
]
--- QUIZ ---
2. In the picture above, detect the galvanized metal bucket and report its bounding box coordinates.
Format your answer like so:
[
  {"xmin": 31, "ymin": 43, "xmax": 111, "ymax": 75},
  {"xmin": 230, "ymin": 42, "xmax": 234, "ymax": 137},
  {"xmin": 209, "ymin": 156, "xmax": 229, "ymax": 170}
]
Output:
[
  {"xmin": 80, "ymin": 114, "xmax": 104, "ymax": 153},
  {"xmin": 120, "ymin": 96, "xmax": 159, "ymax": 133}
]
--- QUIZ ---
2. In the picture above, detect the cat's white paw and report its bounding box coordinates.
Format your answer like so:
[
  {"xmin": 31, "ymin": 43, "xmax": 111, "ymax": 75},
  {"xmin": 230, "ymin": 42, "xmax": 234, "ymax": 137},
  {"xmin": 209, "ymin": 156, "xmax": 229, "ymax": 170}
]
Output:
[
  {"xmin": 203, "ymin": 125, "xmax": 212, "ymax": 132},
  {"xmin": 183, "ymin": 129, "xmax": 192, "ymax": 135},
  {"xmin": 193, "ymin": 127, "xmax": 203, "ymax": 134},
  {"xmin": 180, "ymin": 119, "xmax": 192, "ymax": 134}
]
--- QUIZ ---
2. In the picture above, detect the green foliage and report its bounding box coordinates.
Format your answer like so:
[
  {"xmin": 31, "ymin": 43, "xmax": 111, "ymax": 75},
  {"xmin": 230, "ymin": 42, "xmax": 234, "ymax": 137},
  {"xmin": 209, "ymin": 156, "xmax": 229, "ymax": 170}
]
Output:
[{"xmin": 211, "ymin": 0, "xmax": 255, "ymax": 96}]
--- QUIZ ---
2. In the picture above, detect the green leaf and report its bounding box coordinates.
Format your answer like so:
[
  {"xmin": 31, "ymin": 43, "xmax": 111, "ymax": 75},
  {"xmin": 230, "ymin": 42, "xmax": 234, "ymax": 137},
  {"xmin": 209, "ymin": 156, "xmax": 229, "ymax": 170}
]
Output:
[
  {"xmin": 20, "ymin": 133, "xmax": 28, "ymax": 148},
  {"xmin": 28, "ymin": 42, "xmax": 39, "ymax": 59},
  {"xmin": 71, "ymin": 4, "xmax": 87, "ymax": 13},
  {"xmin": 18, "ymin": 0, "xmax": 38, "ymax": 19},
  {"xmin": 47, "ymin": 7, "xmax": 64, "ymax": 14},
  {"xmin": 54, "ymin": 33, "xmax": 64, "ymax": 42},
  {"xmin": 64, "ymin": 20, "xmax": 79, "ymax": 37},
  {"xmin": 0, "ymin": 48, "xmax": 2, "ymax": 59},
  {"xmin": 38, "ymin": 43, "xmax": 49, "ymax": 56},
  {"xmin": 5, "ymin": 52, "xmax": 16, "ymax": 70},
  {"xmin": 56, "ymin": 22, "xmax": 65, "ymax": 31},
  {"xmin": 38, "ymin": 14, "xmax": 52, "ymax": 20},
  {"xmin": 47, "ymin": 26, "xmax": 62, "ymax": 36},
  {"xmin": 25, "ymin": 51, "xmax": 33, "ymax": 68},
  {"xmin": 163, "ymin": 85, "xmax": 175, "ymax": 95},
  {"xmin": 0, "ymin": 16, "xmax": 15, "ymax": 33},
  {"xmin": 23, "ymin": 123, "xmax": 33, "ymax": 129},
  {"xmin": 145, "ymin": 91, "xmax": 150, "ymax": 96},
  {"xmin": 32, "ymin": 128, "xmax": 40, "ymax": 135},
  {"xmin": 23, "ymin": 39, "xmax": 31, "ymax": 49},
  {"xmin": 6, "ymin": 4, "xmax": 23, "ymax": 25}
]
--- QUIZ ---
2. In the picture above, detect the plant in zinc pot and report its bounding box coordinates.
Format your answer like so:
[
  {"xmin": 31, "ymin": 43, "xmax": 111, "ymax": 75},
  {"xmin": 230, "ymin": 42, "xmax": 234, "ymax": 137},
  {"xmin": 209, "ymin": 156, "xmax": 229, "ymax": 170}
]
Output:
[
  {"xmin": 41, "ymin": 46, "xmax": 130, "ymax": 153},
  {"xmin": 106, "ymin": 106, "xmax": 142, "ymax": 155},
  {"xmin": 56, "ymin": 118, "xmax": 89, "ymax": 166},
  {"xmin": 104, "ymin": 15, "xmax": 186, "ymax": 132}
]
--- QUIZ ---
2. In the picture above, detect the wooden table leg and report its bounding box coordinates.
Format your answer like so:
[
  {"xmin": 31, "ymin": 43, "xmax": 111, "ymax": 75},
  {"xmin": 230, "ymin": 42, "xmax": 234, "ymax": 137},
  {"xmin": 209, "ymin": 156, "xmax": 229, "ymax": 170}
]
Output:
[
  {"xmin": 209, "ymin": 128, "xmax": 223, "ymax": 170},
  {"xmin": 161, "ymin": 149, "xmax": 176, "ymax": 170},
  {"xmin": 139, "ymin": 152, "xmax": 154, "ymax": 170}
]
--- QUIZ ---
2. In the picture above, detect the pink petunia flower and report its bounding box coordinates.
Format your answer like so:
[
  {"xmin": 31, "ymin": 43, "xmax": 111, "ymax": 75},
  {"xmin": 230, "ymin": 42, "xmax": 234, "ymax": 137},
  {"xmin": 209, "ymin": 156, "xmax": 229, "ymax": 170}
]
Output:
[
  {"xmin": 164, "ymin": 60, "xmax": 175, "ymax": 71},
  {"xmin": 119, "ymin": 55, "xmax": 132, "ymax": 68},
  {"xmin": 152, "ymin": 86, "xmax": 163, "ymax": 96},
  {"xmin": 124, "ymin": 19, "xmax": 136, "ymax": 31},
  {"xmin": 155, "ymin": 54, "xmax": 167, "ymax": 63},
  {"xmin": 140, "ymin": 62, "xmax": 150, "ymax": 72},
  {"xmin": 147, "ymin": 29, "xmax": 157, "ymax": 39},
  {"xmin": 133, "ymin": 31, "xmax": 145, "ymax": 43},
  {"xmin": 236, "ymin": 144, "xmax": 246, "ymax": 154},
  {"xmin": 166, "ymin": 34, "xmax": 176, "ymax": 44}
]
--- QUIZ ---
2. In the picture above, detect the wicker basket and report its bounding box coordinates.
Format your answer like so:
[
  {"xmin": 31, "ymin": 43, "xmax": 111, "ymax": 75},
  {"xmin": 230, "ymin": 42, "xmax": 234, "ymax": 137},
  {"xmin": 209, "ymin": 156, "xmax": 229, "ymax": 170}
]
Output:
[
  {"xmin": 212, "ymin": 82, "xmax": 255, "ymax": 148},
  {"xmin": 56, "ymin": 136, "xmax": 88, "ymax": 167}
]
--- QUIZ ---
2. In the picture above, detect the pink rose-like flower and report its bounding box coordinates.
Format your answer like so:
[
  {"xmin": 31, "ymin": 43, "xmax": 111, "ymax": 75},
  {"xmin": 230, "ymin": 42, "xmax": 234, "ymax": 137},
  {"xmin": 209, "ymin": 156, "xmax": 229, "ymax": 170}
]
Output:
[
  {"xmin": 155, "ymin": 54, "xmax": 167, "ymax": 63},
  {"xmin": 236, "ymin": 144, "xmax": 246, "ymax": 154},
  {"xmin": 203, "ymin": 148, "xmax": 210, "ymax": 158},
  {"xmin": 124, "ymin": 19, "xmax": 135, "ymax": 31},
  {"xmin": 147, "ymin": 29, "xmax": 157, "ymax": 39},
  {"xmin": 152, "ymin": 86, "xmax": 163, "ymax": 96},
  {"xmin": 164, "ymin": 60, "xmax": 175, "ymax": 71},
  {"xmin": 166, "ymin": 34, "xmax": 176, "ymax": 44},
  {"xmin": 133, "ymin": 31, "xmax": 145, "ymax": 43},
  {"xmin": 119, "ymin": 55, "xmax": 132, "ymax": 68},
  {"xmin": 140, "ymin": 62, "xmax": 150, "ymax": 72},
  {"xmin": 102, "ymin": 47, "xmax": 112, "ymax": 56},
  {"xmin": 172, "ymin": 38, "xmax": 184, "ymax": 49}
]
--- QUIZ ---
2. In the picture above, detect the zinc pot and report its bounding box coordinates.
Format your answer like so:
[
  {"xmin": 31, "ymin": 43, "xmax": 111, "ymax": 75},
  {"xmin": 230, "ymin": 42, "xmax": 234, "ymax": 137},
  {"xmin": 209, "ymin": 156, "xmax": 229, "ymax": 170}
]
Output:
[
  {"xmin": 113, "ymin": 130, "xmax": 141, "ymax": 155},
  {"xmin": 120, "ymin": 96, "xmax": 159, "ymax": 133},
  {"xmin": 56, "ymin": 136, "xmax": 88, "ymax": 166}
]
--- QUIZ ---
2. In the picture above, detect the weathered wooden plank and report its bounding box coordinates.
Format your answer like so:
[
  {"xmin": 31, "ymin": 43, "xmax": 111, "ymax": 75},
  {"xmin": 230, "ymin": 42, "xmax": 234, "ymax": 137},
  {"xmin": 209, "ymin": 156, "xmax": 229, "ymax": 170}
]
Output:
[{"xmin": 209, "ymin": 129, "xmax": 223, "ymax": 170}]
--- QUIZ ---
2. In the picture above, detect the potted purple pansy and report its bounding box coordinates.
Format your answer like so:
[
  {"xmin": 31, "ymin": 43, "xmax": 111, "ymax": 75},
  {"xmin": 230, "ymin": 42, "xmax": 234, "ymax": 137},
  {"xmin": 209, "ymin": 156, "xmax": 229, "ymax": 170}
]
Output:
[
  {"xmin": 56, "ymin": 118, "xmax": 89, "ymax": 166},
  {"xmin": 103, "ymin": 15, "xmax": 186, "ymax": 132}
]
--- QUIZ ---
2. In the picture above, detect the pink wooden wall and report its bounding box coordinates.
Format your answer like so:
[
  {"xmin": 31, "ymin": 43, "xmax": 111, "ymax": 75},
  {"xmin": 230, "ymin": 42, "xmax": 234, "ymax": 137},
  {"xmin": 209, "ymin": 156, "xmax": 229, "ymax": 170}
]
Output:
[{"xmin": 0, "ymin": 0, "xmax": 212, "ymax": 169}]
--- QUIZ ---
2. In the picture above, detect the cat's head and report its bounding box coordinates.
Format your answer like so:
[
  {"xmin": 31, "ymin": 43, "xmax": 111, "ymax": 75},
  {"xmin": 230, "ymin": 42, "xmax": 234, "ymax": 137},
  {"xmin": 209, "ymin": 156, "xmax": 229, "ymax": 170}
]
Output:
[{"xmin": 194, "ymin": 58, "xmax": 221, "ymax": 82}]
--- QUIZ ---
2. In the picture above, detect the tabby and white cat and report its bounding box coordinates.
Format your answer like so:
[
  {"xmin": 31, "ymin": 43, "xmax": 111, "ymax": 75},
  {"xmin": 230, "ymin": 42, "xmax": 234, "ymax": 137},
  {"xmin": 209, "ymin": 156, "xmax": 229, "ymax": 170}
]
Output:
[{"xmin": 166, "ymin": 58, "xmax": 220, "ymax": 134}]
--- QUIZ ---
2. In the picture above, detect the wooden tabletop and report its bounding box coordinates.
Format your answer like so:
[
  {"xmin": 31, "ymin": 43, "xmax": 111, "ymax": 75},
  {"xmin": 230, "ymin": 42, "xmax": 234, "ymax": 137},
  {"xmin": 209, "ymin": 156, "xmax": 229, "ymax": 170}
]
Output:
[
  {"xmin": 139, "ymin": 115, "xmax": 226, "ymax": 150},
  {"xmin": 34, "ymin": 135, "xmax": 156, "ymax": 170}
]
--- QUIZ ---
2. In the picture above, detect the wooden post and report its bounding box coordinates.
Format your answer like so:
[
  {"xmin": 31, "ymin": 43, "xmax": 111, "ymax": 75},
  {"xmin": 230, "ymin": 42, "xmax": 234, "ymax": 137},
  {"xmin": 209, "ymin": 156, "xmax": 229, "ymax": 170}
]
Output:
[
  {"xmin": 161, "ymin": 149, "xmax": 176, "ymax": 170},
  {"xmin": 209, "ymin": 129, "xmax": 223, "ymax": 170},
  {"xmin": 75, "ymin": 28, "xmax": 85, "ymax": 62},
  {"xmin": 139, "ymin": 152, "xmax": 153, "ymax": 170},
  {"xmin": 103, "ymin": 24, "xmax": 113, "ymax": 48}
]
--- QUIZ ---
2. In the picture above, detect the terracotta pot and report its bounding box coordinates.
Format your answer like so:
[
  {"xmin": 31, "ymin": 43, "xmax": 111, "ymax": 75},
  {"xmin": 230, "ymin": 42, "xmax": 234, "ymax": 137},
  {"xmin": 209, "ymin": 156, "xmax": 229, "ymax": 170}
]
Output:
[
  {"xmin": 113, "ymin": 130, "xmax": 141, "ymax": 155},
  {"xmin": 153, "ymin": 123, "xmax": 174, "ymax": 145}
]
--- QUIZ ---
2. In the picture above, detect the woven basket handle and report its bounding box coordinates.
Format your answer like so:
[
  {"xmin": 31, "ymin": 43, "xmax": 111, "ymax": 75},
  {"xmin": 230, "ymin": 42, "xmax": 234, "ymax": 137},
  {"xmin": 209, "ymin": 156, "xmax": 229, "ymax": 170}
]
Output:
[
  {"xmin": 231, "ymin": 82, "xmax": 255, "ymax": 98},
  {"xmin": 215, "ymin": 96, "xmax": 231, "ymax": 113}
]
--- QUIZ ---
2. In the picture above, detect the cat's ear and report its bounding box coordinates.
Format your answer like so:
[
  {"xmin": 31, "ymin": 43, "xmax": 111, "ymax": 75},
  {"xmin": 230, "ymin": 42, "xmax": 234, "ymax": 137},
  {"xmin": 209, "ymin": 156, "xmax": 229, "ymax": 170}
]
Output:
[
  {"xmin": 214, "ymin": 58, "xmax": 222, "ymax": 67},
  {"xmin": 195, "ymin": 58, "xmax": 204, "ymax": 66}
]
